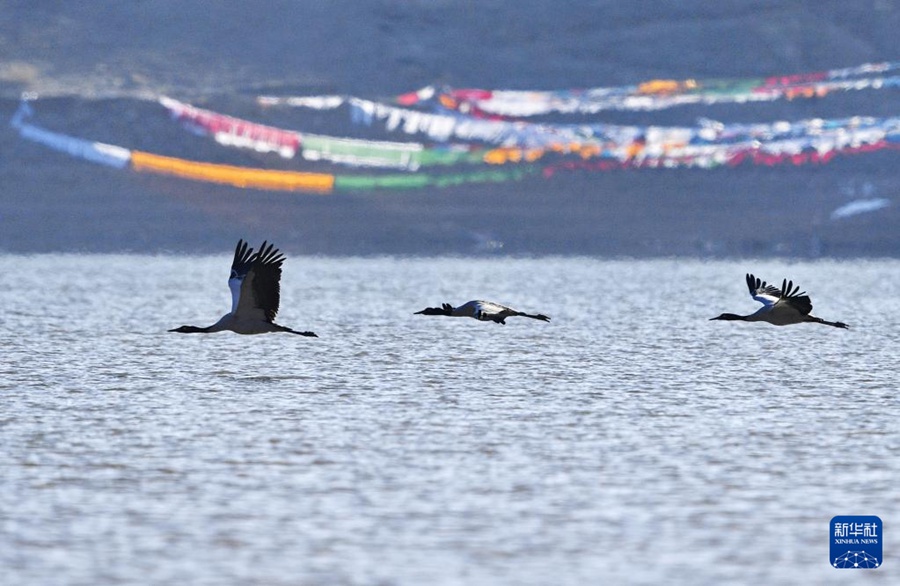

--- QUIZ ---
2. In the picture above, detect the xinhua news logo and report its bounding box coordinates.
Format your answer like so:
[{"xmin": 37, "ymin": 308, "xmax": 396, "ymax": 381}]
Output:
[{"xmin": 830, "ymin": 515, "xmax": 882, "ymax": 569}]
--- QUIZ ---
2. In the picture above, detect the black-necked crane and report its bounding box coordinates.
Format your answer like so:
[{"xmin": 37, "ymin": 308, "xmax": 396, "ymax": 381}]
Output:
[
  {"xmin": 415, "ymin": 300, "xmax": 550, "ymax": 325},
  {"xmin": 710, "ymin": 273, "xmax": 848, "ymax": 328},
  {"xmin": 169, "ymin": 239, "xmax": 317, "ymax": 336}
]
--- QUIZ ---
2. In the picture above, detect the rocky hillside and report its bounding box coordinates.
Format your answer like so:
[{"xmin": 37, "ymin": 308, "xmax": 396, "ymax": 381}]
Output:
[{"xmin": 1, "ymin": 1, "xmax": 897, "ymax": 256}]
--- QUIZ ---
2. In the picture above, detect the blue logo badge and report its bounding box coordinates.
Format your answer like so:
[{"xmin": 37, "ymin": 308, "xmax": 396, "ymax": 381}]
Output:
[{"xmin": 830, "ymin": 515, "xmax": 882, "ymax": 569}]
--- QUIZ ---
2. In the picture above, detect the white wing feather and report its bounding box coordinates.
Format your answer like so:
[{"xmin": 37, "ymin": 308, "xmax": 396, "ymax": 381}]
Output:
[
  {"xmin": 228, "ymin": 275, "xmax": 242, "ymax": 314},
  {"xmin": 751, "ymin": 291, "xmax": 780, "ymax": 307}
]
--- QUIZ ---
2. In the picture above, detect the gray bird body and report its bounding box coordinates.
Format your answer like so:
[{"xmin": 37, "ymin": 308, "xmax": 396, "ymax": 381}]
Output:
[{"xmin": 415, "ymin": 300, "xmax": 550, "ymax": 324}]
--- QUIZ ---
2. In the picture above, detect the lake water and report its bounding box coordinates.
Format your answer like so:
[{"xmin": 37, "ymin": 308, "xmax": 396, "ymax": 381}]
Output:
[{"xmin": 2, "ymin": 254, "xmax": 898, "ymax": 585}]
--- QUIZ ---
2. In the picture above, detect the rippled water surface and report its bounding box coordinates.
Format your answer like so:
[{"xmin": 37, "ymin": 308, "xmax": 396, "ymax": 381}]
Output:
[{"xmin": 2, "ymin": 255, "xmax": 899, "ymax": 585}]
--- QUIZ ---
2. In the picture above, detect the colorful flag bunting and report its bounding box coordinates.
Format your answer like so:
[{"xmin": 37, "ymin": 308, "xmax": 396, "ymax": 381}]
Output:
[{"xmin": 10, "ymin": 60, "xmax": 900, "ymax": 194}]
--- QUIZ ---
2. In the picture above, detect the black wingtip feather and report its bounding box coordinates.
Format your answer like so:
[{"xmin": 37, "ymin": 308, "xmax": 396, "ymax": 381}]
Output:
[
  {"xmin": 252, "ymin": 240, "xmax": 286, "ymax": 268},
  {"xmin": 232, "ymin": 239, "xmax": 255, "ymax": 273}
]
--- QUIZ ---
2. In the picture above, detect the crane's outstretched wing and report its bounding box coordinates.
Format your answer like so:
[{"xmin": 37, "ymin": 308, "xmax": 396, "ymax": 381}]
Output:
[
  {"xmin": 778, "ymin": 278, "xmax": 813, "ymax": 316},
  {"xmin": 472, "ymin": 300, "xmax": 507, "ymax": 316},
  {"xmin": 745, "ymin": 273, "xmax": 783, "ymax": 307},
  {"xmin": 236, "ymin": 241, "xmax": 285, "ymax": 322},
  {"xmin": 746, "ymin": 273, "xmax": 813, "ymax": 315},
  {"xmin": 229, "ymin": 239, "xmax": 255, "ymax": 314}
]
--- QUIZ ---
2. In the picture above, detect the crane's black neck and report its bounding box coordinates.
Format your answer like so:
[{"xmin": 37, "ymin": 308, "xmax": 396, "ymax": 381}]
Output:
[
  {"xmin": 416, "ymin": 305, "xmax": 453, "ymax": 316},
  {"xmin": 709, "ymin": 313, "xmax": 748, "ymax": 321},
  {"xmin": 169, "ymin": 325, "xmax": 212, "ymax": 333}
]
